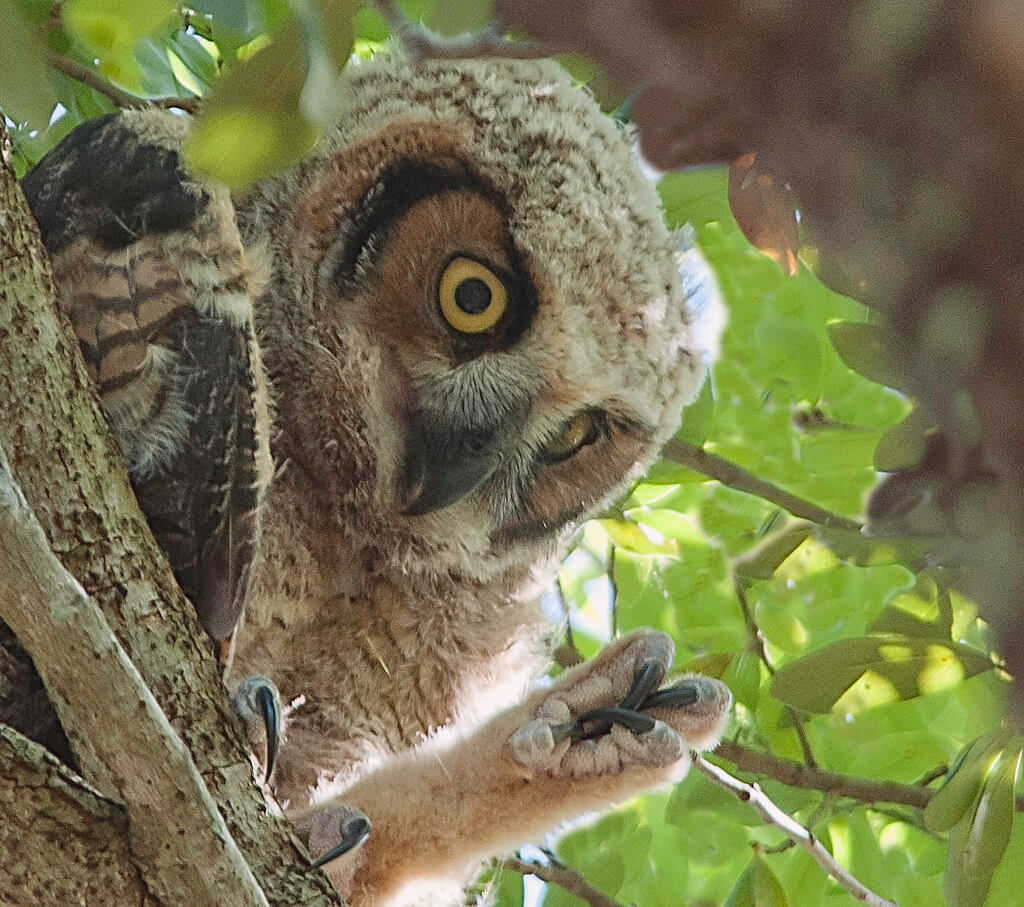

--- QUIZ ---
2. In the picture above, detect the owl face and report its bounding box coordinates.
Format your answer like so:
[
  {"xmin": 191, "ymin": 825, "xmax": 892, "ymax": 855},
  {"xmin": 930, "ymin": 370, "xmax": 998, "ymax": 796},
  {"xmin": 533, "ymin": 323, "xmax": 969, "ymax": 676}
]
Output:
[{"xmin": 250, "ymin": 56, "xmax": 718, "ymax": 582}]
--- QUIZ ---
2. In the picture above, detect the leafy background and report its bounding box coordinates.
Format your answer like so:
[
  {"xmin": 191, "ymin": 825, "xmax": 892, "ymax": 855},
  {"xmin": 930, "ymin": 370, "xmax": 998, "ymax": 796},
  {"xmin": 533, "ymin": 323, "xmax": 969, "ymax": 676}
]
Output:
[{"xmin": 1, "ymin": 1, "xmax": 1018, "ymax": 905}]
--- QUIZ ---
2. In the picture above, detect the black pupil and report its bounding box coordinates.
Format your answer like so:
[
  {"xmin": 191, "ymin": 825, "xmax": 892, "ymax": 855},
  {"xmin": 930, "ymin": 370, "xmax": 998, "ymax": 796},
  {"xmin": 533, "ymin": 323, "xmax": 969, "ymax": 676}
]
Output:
[{"xmin": 454, "ymin": 277, "xmax": 492, "ymax": 315}]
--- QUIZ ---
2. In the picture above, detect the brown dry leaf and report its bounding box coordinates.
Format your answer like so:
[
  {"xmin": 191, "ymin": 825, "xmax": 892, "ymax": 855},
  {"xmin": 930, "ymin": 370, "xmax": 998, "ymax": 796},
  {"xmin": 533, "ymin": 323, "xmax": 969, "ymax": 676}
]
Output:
[{"xmin": 728, "ymin": 152, "xmax": 800, "ymax": 275}]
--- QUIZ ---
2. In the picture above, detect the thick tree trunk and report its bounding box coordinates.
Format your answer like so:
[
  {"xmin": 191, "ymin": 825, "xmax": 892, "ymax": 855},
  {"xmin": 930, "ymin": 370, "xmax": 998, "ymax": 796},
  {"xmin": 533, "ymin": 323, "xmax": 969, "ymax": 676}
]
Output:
[{"xmin": 0, "ymin": 123, "xmax": 343, "ymax": 905}]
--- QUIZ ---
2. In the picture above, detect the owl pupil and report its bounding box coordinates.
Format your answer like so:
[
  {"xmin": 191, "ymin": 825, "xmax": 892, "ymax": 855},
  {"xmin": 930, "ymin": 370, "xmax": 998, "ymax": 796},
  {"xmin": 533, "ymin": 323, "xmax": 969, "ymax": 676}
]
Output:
[{"xmin": 454, "ymin": 278, "xmax": 492, "ymax": 315}]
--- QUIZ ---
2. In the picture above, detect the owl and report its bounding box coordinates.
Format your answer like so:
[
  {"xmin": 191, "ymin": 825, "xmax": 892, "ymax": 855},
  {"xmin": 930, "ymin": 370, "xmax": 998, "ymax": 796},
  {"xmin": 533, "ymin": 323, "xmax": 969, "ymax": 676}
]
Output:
[{"xmin": 23, "ymin": 52, "xmax": 731, "ymax": 906}]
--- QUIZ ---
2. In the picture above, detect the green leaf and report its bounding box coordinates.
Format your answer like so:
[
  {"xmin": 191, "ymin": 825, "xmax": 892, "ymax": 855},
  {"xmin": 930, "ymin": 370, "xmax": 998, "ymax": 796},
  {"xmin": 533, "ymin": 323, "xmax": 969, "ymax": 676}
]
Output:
[
  {"xmin": 65, "ymin": 0, "xmax": 176, "ymax": 52},
  {"xmin": 725, "ymin": 862, "xmax": 756, "ymax": 907},
  {"xmin": 816, "ymin": 525, "xmax": 941, "ymax": 570},
  {"xmin": 827, "ymin": 321, "xmax": 907, "ymax": 392},
  {"xmin": 754, "ymin": 316, "xmax": 824, "ymax": 400},
  {"xmin": 733, "ymin": 524, "xmax": 812, "ymax": 580},
  {"xmin": 426, "ymin": 0, "xmax": 493, "ymax": 36},
  {"xmin": 751, "ymin": 855, "xmax": 789, "ymax": 907},
  {"xmin": 677, "ymin": 378, "xmax": 715, "ymax": 445},
  {"xmin": 721, "ymin": 649, "xmax": 761, "ymax": 710},
  {"xmin": 770, "ymin": 636, "xmax": 996, "ymax": 713},
  {"xmin": 945, "ymin": 747, "xmax": 1020, "ymax": 907},
  {"xmin": 189, "ymin": 0, "xmax": 258, "ymax": 39},
  {"xmin": 925, "ymin": 730, "xmax": 1012, "ymax": 833},
  {"xmin": 168, "ymin": 32, "xmax": 221, "ymax": 88},
  {"xmin": 599, "ymin": 519, "xmax": 679, "ymax": 558},
  {"xmin": 185, "ymin": 19, "xmax": 319, "ymax": 188},
  {"xmin": 0, "ymin": 0, "xmax": 57, "ymax": 124},
  {"xmin": 874, "ymin": 405, "xmax": 937, "ymax": 472}
]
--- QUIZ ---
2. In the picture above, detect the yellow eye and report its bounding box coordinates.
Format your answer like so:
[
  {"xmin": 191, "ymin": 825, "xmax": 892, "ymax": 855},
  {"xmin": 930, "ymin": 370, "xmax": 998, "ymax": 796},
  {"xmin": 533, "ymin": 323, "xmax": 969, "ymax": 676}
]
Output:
[
  {"xmin": 438, "ymin": 257, "xmax": 507, "ymax": 334},
  {"xmin": 540, "ymin": 411, "xmax": 601, "ymax": 463}
]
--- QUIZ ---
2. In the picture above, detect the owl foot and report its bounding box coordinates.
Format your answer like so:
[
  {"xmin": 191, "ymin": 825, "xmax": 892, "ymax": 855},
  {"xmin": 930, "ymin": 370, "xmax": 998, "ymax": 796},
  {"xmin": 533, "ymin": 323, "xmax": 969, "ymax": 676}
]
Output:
[
  {"xmin": 509, "ymin": 631, "xmax": 731, "ymax": 779},
  {"xmin": 231, "ymin": 675, "xmax": 281, "ymax": 783},
  {"xmin": 293, "ymin": 804, "xmax": 372, "ymax": 868}
]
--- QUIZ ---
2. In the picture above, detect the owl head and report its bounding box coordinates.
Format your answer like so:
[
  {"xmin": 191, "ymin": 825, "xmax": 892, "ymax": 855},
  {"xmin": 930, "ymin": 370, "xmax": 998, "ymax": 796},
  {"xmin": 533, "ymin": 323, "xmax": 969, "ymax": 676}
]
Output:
[{"xmin": 247, "ymin": 53, "xmax": 721, "ymax": 584}]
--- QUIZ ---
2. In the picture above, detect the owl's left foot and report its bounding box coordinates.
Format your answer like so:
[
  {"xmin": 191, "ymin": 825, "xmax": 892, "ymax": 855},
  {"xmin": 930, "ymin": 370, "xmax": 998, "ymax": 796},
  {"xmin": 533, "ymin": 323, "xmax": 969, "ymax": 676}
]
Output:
[
  {"xmin": 231, "ymin": 675, "xmax": 281, "ymax": 782},
  {"xmin": 509, "ymin": 631, "xmax": 731, "ymax": 778},
  {"xmin": 293, "ymin": 804, "xmax": 372, "ymax": 868}
]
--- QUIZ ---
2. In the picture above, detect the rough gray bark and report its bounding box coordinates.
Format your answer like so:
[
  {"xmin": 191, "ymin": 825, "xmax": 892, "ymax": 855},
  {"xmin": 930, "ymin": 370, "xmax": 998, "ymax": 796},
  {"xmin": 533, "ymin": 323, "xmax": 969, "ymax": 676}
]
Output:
[
  {"xmin": 0, "ymin": 724, "xmax": 153, "ymax": 906},
  {"xmin": 0, "ymin": 121, "xmax": 343, "ymax": 905},
  {"xmin": 0, "ymin": 441, "xmax": 268, "ymax": 906}
]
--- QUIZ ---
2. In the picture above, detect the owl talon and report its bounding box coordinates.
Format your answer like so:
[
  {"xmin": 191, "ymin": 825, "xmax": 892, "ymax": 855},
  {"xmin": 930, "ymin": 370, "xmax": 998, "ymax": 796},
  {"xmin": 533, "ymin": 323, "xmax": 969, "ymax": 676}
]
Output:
[
  {"xmin": 639, "ymin": 680, "xmax": 701, "ymax": 711},
  {"xmin": 231, "ymin": 675, "xmax": 281, "ymax": 782},
  {"xmin": 312, "ymin": 815, "xmax": 372, "ymax": 868},
  {"xmin": 571, "ymin": 706, "xmax": 656, "ymax": 742},
  {"xmin": 292, "ymin": 805, "xmax": 372, "ymax": 869},
  {"xmin": 621, "ymin": 659, "xmax": 668, "ymax": 710}
]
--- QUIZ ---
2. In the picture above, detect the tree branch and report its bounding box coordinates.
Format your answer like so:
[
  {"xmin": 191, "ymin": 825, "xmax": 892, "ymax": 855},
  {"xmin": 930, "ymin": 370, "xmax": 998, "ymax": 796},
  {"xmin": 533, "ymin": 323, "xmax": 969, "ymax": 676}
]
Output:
[
  {"xmin": 46, "ymin": 52, "xmax": 200, "ymax": 114},
  {"xmin": 661, "ymin": 439, "xmax": 861, "ymax": 531},
  {"xmin": 0, "ymin": 723, "xmax": 150, "ymax": 902},
  {"xmin": 372, "ymin": 0, "xmax": 544, "ymax": 60},
  {"xmin": 693, "ymin": 756, "xmax": 898, "ymax": 907},
  {"xmin": 733, "ymin": 581, "xmax": 818, "ymax": 768},
  {"xmin": 715, "ymin": 740, "xmax": 933, "ymax": 810},
  {"xmin": 0, "ymin": 446, "xmax": 268, "ymax": 906},
  {"xmin": 0, "ymin": 120, "xmax": 342, "ymax": 905},
  {"xmin": 503, "ymin": 856, "xmax": 627, "ymax": 907}
]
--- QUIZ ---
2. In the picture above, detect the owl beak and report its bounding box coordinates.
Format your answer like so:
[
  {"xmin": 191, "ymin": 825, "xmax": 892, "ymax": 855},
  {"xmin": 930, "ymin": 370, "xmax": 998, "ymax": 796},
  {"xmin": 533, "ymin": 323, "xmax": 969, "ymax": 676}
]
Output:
[{"xmin": 399, "ymin": 418, "xmax": 511, "ymax": 517}]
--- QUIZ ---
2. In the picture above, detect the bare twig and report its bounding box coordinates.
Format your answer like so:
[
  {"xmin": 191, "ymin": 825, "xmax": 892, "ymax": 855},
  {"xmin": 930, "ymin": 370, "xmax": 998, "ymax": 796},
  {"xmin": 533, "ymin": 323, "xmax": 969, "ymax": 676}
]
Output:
[
  {"xmin": 693, "ymin": 756, "xmax": 898, "ymax": 907},
  {"xmin": 662, "ymin": 439, "xmax": 861, "ymax": 532},
  {"xmin": 715, "ymin": 740, "xmax": 932, "ymax": 810},
  {"xmin": 46, "ymin": 52, "xmax": 201, "ymax": 114},
  {"xmin": 0, "ymin": 446, "xmax": 267, "ymax": 907},
  {"xmin": 733, "ymin": 581, "xmax": 818, "ymax": 768},
  {"xmin": 503, "ymin": 856, "xmax": 627, "ymax": 907},
  {"xmin": 373, "ymin": 0, "xmax": 543, "ymax": 61},
  {"xmin": 916, "ymin": 764, "xmax": 950, "ymax": 787}
]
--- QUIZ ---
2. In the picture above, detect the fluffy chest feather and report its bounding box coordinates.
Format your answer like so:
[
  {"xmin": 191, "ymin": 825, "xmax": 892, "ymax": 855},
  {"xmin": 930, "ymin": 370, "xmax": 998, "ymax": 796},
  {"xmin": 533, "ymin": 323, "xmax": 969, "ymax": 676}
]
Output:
[{"xmin": 230, "ymin": 470, "xmax": 550, "ymax": 802}]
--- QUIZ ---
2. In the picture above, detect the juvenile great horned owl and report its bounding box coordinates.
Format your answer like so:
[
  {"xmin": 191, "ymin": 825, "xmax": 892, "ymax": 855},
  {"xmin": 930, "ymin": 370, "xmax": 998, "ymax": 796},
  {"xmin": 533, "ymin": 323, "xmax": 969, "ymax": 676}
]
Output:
[{"xmin": 24, "ymin": 53, "xmax": 730, "ymax": 906}]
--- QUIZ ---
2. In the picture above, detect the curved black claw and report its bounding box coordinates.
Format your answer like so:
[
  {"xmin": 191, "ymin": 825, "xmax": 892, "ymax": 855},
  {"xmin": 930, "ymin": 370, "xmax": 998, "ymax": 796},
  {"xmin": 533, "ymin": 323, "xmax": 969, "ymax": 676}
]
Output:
[
  {"xmin": 254, "ymin": 683, "xmax": 280, "ymax": 782},
  {"xmin": 231, "ymin": 675, "xmax": 282, "ymax": 783},
  {"xmin": 569, "ymin": 660, "xmax": 668, "ymax": 742},
  {"xmin": 572, "ymin": 706, "xmax": 656, "ymax": 742},
  {"xmin": 640, "ymin": 680, "xmax": 701, "ymax": 711},
  {"xmin": 620, "ymin": 659, "xmax": 668, "ymax": 710},
  {"xmin": 312, "ymin": 816, "xmax": 372, "ymax": 868}
]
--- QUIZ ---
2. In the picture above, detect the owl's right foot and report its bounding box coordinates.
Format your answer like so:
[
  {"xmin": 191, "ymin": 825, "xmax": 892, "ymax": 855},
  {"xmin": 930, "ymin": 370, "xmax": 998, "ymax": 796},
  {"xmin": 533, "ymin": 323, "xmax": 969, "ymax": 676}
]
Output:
[
  {"xmin": 508, "ymin": 631, "xmax": 731, "ymax": 778},
  {"xmin": 231, "ymin": 675, "xmax": 281, "ymax": 783}
]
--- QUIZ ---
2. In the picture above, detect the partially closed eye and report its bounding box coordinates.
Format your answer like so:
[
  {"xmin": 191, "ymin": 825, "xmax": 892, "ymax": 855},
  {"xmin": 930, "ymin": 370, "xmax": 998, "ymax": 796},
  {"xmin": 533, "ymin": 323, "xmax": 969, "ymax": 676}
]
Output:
[{"xmin": 539, "ymin": 410, "xmax": 602, "ymax": 464}]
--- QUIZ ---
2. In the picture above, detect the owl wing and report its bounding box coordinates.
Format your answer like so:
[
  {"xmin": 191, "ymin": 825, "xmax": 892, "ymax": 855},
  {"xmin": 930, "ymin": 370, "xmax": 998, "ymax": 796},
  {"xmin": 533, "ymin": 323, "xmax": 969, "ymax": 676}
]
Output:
[{"xmin": 21, "ymin": 112, "xmax": 266, "ymax": 643}]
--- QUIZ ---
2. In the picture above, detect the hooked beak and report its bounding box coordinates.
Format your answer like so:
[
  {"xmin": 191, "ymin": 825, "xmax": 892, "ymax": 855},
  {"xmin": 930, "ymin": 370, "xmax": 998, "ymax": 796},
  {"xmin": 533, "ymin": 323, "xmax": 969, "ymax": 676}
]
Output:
[{"xmin": 398, "ymin": 410, "xmax": 522, "ymax": 516}]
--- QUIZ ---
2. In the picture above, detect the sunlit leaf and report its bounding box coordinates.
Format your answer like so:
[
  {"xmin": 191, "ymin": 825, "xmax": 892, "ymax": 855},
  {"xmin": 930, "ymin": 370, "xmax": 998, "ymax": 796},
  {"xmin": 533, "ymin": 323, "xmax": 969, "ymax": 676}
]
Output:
[
  {"xmin": 598, "ymin": 518, "xmax": 679, "ymax": 558},
  {"xmin": 185, "ymin": 18, "xmax": 318, "ymax": 187},
  {"xmin": 771, "ymin": 636, "xmax": 996, "ymax": 713}
]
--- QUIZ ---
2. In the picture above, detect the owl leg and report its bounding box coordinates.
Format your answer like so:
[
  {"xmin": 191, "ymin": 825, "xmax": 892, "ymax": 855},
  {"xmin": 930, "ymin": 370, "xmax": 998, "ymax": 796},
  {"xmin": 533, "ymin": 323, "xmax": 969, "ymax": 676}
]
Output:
[
  {"xmin": 231, "ymin": 675, "xmax": 281, "ymax": 783},
  {"xmin": 297, "ymin": 631, "xmax": 730, "ymax": 906},
  {"xmin": 509, "ymin": 631, "xmax": 731, "ymax": 778}
]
